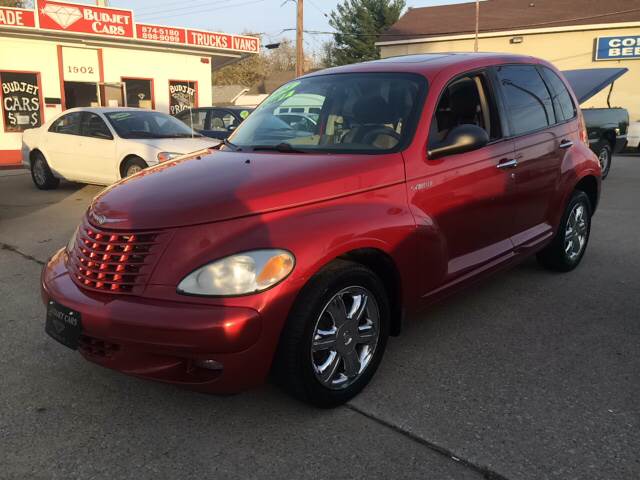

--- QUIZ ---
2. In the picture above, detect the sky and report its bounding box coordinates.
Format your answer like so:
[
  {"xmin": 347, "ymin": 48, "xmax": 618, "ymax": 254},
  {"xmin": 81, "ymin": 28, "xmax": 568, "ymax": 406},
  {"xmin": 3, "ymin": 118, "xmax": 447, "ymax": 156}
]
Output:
[{"xmin": 108, "ymin": 0, "xmax": 476, "ymax": 52}]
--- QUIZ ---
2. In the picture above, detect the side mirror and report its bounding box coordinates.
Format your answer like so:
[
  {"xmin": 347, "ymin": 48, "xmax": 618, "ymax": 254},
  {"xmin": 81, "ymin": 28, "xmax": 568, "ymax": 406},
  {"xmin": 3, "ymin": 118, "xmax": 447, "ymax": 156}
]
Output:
[
  {"xmin": 228, "ymin": 124, "xmax": 237, "ymax": 132},
  {"xmin": 428, "ymin": 124, "xmax": 489, "ymax": 160}
]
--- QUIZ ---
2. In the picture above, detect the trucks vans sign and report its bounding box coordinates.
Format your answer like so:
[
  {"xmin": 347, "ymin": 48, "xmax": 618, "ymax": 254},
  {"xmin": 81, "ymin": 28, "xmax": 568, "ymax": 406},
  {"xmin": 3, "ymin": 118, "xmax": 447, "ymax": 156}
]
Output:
[
  {"xmin": 595, "ymin": 36, "xmax": 640, "ymax": 61},
  {"xmin": 37, "ymin": 0, "xmax": 133, "ymax": 38}
]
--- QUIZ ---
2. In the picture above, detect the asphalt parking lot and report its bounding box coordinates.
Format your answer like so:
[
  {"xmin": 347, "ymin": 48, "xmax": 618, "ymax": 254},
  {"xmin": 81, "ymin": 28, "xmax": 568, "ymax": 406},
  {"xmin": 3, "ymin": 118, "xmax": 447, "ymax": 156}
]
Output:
[{"xmin": 1, "ymin": 155, "xmax": 639, "ymax": 480}]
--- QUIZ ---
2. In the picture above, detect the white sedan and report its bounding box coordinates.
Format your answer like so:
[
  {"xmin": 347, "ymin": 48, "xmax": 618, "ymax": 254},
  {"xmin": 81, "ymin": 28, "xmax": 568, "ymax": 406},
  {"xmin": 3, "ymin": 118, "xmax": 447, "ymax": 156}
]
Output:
[{"xmin": 22, "ymin": 107, "xmax": 219, "ymax": 189}]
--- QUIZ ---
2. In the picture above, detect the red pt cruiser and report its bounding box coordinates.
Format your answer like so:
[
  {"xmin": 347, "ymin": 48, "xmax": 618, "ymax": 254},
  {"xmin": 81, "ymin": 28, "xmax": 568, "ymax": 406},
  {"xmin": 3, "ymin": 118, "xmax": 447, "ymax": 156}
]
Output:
[{"xmin": 42, "ymin": 53, "xmax": 601, "ymax": 407}]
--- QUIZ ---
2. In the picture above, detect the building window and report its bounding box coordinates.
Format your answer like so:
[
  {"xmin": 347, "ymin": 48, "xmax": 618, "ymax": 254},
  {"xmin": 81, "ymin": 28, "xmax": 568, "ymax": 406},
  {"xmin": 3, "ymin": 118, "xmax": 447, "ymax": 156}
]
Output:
[
  {"xmin": 0, "ymin": 71, "xmax": 43, "ymax": 132},
  {"xmin": 122, "ymin": 77, "xmax": 154, "ymax": 109},
  {"xmin": 169, "ymin": 80, "xmax": 198, "ymax": 115}
]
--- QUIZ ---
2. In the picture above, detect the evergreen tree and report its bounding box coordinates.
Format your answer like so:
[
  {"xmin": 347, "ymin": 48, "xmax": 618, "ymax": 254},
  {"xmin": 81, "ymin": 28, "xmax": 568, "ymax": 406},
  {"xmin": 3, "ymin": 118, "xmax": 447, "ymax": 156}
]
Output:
[{"xmin": 326, "ymin": 0, "xmax": 405, "ymax": 66}]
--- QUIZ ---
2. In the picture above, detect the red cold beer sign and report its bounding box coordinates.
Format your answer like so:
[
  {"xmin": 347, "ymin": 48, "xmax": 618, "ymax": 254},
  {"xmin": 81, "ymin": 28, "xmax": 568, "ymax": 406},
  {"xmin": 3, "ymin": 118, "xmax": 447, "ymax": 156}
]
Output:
[
  {"xmin": 37, "ymin": 1, "xmax": 133, "ymax": 37},
  {"xmin": 2, "ymin": 1, "xmax": 259, "ymax": 53}
]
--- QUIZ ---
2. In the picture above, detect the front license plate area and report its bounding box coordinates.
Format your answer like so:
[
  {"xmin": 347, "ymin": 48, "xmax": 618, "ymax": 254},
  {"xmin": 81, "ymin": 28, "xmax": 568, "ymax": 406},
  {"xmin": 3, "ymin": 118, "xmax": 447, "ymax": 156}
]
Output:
[{"xmin": 45, "ymin": 301, "xmax": 82, "ymax": 350}]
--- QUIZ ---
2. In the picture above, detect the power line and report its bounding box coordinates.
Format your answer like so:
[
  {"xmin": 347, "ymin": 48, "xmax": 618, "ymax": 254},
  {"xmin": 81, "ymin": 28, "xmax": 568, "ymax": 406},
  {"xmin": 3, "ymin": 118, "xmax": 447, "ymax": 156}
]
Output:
[
  {"xmin": 136, "ymin": 0, "xmax": 250, "ymax": 18},
  {"xmin": 138, "ymin": 0, "xmax": 268, "ymax": 22}
]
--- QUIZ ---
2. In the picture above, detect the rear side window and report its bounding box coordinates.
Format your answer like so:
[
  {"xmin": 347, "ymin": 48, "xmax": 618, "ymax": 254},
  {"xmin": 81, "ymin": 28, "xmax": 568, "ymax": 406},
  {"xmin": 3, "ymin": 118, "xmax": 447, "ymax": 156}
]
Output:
[
  {"xmin": 49, "ymin": 112, "xmax": 82, "ymax": 135},
  {"xmin": 540, "ymin": 67, "xmax": 576, "ymax": 122},
  {"xmin": 496, "ymin": 65, "xmax": 555, "ymax": 136}
]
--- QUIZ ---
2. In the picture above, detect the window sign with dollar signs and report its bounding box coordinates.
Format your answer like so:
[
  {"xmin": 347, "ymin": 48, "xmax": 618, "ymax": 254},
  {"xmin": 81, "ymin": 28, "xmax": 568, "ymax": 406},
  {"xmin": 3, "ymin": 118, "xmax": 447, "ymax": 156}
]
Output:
[{"xmin": 1, "ymin": 71, "xmax": 43, "ymax": 132}]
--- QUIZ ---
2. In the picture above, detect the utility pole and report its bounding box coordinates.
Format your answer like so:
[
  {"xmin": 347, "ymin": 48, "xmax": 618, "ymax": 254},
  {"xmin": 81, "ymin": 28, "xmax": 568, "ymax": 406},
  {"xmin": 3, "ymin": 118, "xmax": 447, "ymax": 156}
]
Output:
[
  {"xmin": 96, "ymin": 0, "xmax": 109, "ymax": 6},
  {"xmin": 474, "ymin": 0, "xmax": 480, "ymax": 52},
  {"xmin": 296, "ymin": 0, "xmax": 304, "ymax": 77}
]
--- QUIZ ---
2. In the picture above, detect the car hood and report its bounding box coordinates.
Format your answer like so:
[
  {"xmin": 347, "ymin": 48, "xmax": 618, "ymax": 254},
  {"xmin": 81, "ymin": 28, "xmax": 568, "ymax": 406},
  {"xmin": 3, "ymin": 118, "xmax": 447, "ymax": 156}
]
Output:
[
  {"xmin": 89, "ymin": 149, "xmax": 404, "ymax": 230},
  {"xmin": 132, "ymin": 137, "xmax": 220, "ymax": 152}
]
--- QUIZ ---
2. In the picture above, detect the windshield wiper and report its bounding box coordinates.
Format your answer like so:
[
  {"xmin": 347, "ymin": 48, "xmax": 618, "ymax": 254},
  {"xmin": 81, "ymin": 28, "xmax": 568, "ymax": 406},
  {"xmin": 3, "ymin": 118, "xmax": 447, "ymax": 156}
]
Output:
[
  {"xmin": 223, "ymin": 138, "xmax": 242, "ymax": 151},
  {"xmin": 251, "ymin": 142, "xmax": 306, "ymax": 153}
]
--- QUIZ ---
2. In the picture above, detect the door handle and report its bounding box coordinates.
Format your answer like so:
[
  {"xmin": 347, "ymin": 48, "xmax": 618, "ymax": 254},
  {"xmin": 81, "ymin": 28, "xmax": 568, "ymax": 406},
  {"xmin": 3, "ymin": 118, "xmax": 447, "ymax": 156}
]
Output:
[
  {"xmin": 559, "ymin": 139, "xmax": 574, "ymax": 149},
  {"xmin": 497, "ymin": 158, "xmax": 518, "ymax": 169}
]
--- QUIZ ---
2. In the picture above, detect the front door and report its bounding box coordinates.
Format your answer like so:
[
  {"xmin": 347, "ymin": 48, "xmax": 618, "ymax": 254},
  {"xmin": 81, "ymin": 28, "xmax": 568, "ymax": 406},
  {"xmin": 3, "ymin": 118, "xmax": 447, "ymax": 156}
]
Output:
[
  {"xmin": 77, "ymin": 112, "xmax": 117, "ymax": 183},
  {"xmin": 408, "ymin": 70, "xmax": 517, "ymax": 294}
]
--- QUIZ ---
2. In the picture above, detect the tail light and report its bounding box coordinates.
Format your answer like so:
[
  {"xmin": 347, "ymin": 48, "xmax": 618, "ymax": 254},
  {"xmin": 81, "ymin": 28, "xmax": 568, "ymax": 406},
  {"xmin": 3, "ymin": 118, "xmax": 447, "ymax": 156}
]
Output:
[{"xmin": 578, "ymin": 109, "xmax": 589, "ymax": 146}]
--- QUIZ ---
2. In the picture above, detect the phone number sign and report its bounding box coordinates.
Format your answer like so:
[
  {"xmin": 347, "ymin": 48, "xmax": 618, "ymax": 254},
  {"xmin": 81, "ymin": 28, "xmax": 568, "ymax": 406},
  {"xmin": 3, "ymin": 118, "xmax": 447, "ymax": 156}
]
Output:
[{"xmin": 595, "ymin": 36, "xmax": 640, "ymax": 61}]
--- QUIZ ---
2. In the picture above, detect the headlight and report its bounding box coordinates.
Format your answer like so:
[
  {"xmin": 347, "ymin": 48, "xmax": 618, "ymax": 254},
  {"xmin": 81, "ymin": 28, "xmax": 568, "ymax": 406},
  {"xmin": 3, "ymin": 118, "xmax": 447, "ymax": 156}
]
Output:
[
  {"xmin": 177, "ymin": 249, "xmax": 295, "ymax": 296},
  {"xmin": 157, "ymin": 151, "xmax": 182, "ymax": 162},
  {"xmin": 66, "ymin": 226, "xmax": 79, "ymax": 253}
]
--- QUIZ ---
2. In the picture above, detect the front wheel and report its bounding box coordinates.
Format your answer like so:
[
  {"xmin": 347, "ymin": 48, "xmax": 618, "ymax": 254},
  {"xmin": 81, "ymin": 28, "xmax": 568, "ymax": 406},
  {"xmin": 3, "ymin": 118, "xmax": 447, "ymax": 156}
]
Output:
[
  {"xmin": 122, "ymin": 157, "xmax": 148, "ymax": 178},
  {"xmin": 273, "ymin": 260, "xmax": 390, "ymax": 408},
  {"xmin": 30, "ymin": 152, "xmax": 60, "ymax": 190},
  {"xmin": 596, "ymin": 142, "xmax": 612, "ymax": 179},
  {"xmin": 537, "ymin": 190, "xmax": 591, "ymax": 272}
]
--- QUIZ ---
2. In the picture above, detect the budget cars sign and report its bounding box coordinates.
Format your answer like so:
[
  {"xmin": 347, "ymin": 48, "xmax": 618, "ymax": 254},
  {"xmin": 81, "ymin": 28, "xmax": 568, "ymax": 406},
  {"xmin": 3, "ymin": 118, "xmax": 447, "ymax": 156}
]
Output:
[
  {"xmin": 595, "ymin": 36, "xmax": 640, "ymax": 61},
  {"xmin": 37, "ymin": 0, "xmax": 133, "ymax": 38}
]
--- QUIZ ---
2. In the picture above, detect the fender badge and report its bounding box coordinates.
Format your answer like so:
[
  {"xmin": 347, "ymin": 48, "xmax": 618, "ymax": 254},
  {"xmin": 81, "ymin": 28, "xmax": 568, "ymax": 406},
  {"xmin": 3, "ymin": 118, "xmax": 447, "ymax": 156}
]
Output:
[{"xmin": 412, "ymin": 181, "xmax": 433, "ymax": 191}]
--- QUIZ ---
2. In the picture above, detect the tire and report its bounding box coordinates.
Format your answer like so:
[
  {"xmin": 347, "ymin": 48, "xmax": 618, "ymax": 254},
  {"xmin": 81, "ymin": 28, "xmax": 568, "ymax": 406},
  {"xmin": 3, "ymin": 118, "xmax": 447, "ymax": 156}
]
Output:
[
  {"xmin": 537, "ymin": 190, "xmax": 592, "ymax": 272},
  {"xmin": 596, "ymin": 142, "xmax": 612, "ymax": 179},
  {"xmin": 30, "ymin": 152, "xmax": 60, "ymax": 190},
  {"xmin": 122, "ymin": 157, "xmax": 147, "ymax": 178},
  {"xmin": 273, "ymin": 260, "xmax": 390, "ymax": 408}
]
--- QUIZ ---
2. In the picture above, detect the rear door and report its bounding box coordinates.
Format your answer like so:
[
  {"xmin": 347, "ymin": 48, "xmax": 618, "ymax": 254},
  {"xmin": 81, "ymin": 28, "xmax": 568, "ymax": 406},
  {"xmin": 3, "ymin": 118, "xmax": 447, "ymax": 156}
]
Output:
[
  {"xmin": 44, "ymin": 112, "xmax": 83, "ymax": 178},
  {"xmin": 494, "ymin": 64, "xmax": 566, "ymax": 252}
]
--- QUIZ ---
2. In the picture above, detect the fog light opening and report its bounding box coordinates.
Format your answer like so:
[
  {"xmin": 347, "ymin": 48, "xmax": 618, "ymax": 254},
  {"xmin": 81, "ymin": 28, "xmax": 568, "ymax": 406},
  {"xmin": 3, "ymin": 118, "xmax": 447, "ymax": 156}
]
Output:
[{"xmin": 193, "ymin": 359, "xmax": 223, "ymax": 371}]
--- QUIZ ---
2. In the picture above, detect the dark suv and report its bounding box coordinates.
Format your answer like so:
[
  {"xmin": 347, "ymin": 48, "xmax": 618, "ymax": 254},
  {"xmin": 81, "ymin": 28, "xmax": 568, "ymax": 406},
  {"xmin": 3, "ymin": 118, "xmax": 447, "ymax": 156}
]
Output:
[{"xmin": 174, "ymin": 106, "xmax": 253, "ymax": 140}]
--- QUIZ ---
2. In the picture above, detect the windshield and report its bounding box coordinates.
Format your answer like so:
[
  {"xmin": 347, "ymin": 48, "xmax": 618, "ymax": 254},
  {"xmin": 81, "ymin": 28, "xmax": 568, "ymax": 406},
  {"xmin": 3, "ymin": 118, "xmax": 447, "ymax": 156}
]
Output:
[
  {"xmin": 105, "ymin": 110, "xmax": 202, "ymax": 139},
  {"xmin": 228, "ymin": 73, "xmax": 427, "ymax": 153}
]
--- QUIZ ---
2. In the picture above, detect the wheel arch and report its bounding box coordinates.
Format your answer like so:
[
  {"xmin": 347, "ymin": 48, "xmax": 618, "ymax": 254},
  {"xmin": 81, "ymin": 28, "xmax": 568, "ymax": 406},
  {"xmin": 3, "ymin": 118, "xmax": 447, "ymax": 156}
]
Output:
[
  {"xmin": 28, "ymin": 148, "xmax": 45, "ymax": 168},
  {"xmin": 602, "ymin": 129, "xmax": 616, "ymax": 149},
  {"xmin": 119, "ymin": 154, "xmax": 147, "ymax": 178},
  {"xmin": 314, "ymin": 248, "xmax": 405, "ymax": 337},
  {"xmin": 574, "ymin": 174, "xmax": 599, "ymax": 214}
]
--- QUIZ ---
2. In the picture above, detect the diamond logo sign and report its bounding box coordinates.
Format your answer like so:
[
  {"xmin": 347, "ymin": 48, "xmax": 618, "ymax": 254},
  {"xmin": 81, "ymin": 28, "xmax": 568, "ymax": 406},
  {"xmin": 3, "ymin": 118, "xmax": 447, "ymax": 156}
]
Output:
[{"xmin": 41, "ymin": 3, "xmax": 82, "ymax": 29}]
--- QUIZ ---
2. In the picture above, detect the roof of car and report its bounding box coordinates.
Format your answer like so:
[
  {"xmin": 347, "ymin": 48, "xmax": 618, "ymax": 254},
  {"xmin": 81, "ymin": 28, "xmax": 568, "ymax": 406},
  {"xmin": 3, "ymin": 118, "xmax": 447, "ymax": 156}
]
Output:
[
  {"xmin": 61, "ymin": 107, "xmax": 155, "ymax": 114},
  {"xmin": 305, "ymin": 52, "xmax": 541, "ymax": 78},
  {"xmin": 194, "ymin": 106, "xmax": 254, "ymax": 112}
]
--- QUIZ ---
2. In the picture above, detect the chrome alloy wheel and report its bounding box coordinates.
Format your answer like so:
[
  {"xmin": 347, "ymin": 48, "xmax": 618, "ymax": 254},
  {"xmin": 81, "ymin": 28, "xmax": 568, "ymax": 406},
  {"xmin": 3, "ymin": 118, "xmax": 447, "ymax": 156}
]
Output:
[
  {"xmin": 33, "ymin": 159, "xmax": 47, "ymax": 186},
  {"xmin": 311, "ymin": 286, "xmax": 380, "ymax": 390},
  {"xmin": 564, "ymin": 203, "xmax": 588, "ymax": 261},
  {"xmin": 126, "ymin": 165, "xmax": 143, "ymax": 176},
  {"xmin": 598, "ymin": 147, "xmax": 610, "ymax": 173}
]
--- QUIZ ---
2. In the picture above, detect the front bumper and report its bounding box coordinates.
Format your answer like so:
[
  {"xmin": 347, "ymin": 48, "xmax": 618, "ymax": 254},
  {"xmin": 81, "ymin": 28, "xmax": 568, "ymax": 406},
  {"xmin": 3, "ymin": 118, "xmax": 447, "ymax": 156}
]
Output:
[{"xmin": 41, "ymin": 249, "xmax": 273, "ymax": 393}]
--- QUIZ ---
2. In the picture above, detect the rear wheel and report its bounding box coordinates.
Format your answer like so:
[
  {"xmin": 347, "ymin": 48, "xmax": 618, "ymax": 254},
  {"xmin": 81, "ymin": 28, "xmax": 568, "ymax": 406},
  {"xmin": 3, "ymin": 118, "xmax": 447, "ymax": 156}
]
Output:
[
  {"xmin": 122, "ymin": 157, "xmax": 147, "ymax": 178},
  {"xmin": 596, "ymin": 142, "xmax": 612, "ymax": 179},
  {"xmin": 30, "ymin": 152, "xmax": 59, "ymax": 190},
  {"xmin": 537, "ymin": 190, "xmax": 591, "ymax": 272},
  {"xmin": 273, "ymin": 260, "xmax": 390, "ymax": 408}
]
